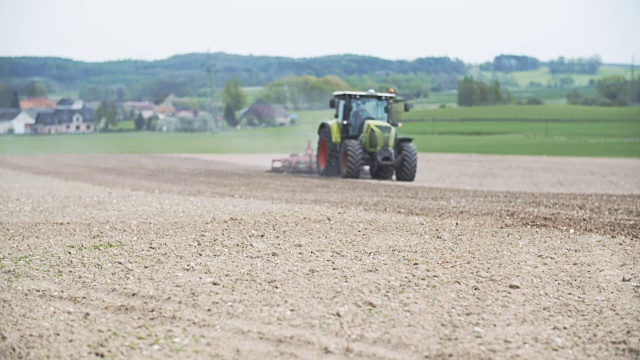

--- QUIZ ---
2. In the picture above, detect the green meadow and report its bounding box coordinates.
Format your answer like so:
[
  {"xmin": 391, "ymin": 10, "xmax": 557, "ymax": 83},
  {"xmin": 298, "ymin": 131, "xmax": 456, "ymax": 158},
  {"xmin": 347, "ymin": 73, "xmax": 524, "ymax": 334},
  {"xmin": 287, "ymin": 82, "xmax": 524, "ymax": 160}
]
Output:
[
  {"xmin": 1, "ymin": 106, "xmax": 639, "ymax": 157},
  {"xmin": 472, "ymin": 65, "xmax": 631, "ymax": 88},
  {"xmin": 404, "ymin": 104, "xmax": 640, "ymax": 121},
  {"xmin": 401, "ymin": 105, "xmax": 640, "ymax": 157}
]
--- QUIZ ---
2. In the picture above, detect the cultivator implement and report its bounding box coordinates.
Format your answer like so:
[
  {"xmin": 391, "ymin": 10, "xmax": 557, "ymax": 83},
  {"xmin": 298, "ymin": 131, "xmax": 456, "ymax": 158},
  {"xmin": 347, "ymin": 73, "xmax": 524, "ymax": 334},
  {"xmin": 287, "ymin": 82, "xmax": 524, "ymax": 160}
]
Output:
[{"xmin": 271, "ymin": 140, "xmax": 317, "ymax": 174}]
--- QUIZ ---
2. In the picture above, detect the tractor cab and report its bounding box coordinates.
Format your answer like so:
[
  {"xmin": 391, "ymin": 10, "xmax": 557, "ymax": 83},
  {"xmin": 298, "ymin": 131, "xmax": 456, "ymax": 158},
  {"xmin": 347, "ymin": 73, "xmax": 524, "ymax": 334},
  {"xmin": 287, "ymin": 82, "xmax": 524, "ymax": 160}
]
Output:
[
  {"xmin": 317, "ymin": 89, "xmax": 417, "ymax": 181},
  {"xmin": 329, "ymin": 90, "xmax": 407, "ymax": 137}
]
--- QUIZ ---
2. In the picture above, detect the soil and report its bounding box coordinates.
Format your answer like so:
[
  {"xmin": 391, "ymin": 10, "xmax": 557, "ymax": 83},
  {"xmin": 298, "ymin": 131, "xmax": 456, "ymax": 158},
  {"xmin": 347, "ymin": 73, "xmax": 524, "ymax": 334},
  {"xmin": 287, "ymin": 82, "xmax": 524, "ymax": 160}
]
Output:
[{"xmin": 0, "ymin": 153, "xmax": 638, "ymax": 359}]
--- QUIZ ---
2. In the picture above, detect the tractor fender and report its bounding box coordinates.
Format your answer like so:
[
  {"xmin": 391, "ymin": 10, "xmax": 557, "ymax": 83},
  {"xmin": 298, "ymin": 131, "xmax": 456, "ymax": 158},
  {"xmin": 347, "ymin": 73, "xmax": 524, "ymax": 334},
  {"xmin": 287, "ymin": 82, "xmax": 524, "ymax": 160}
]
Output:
[
  {"xmin": 318, "ymin": 120, "xmax": 341, "ymax": 144},
  {"xmin": 396, "ymin": 137, "xmax": 414, "ymax": 144}
]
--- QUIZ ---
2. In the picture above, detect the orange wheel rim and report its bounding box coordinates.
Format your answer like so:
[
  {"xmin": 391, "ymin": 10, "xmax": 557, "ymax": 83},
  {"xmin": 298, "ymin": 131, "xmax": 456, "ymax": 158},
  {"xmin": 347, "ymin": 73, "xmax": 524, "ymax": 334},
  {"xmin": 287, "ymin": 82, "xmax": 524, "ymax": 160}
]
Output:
[{"xmin": 319, "ymin": 140, "xmax": 327, "ymax": 169}]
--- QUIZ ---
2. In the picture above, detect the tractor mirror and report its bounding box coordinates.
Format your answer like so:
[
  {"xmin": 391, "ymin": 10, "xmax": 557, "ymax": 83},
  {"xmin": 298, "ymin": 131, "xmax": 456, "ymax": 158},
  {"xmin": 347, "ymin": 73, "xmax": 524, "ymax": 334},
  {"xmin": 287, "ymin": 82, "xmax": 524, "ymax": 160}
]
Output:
[
  {"xmin": 329, "ymin": 99, "xmax": 336, "ymax": 109},
  {"xmin": 404, "ymin": 103, "xmax": 410, "ymax": 112}
]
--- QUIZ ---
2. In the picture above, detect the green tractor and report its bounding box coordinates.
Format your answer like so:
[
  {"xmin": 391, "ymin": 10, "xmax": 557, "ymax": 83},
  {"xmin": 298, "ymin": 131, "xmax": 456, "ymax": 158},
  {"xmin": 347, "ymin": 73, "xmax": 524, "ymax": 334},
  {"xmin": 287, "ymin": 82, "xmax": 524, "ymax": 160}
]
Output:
[{"xmin": 316, "ymin": 90, "xmax": 417, "ymax": 181}]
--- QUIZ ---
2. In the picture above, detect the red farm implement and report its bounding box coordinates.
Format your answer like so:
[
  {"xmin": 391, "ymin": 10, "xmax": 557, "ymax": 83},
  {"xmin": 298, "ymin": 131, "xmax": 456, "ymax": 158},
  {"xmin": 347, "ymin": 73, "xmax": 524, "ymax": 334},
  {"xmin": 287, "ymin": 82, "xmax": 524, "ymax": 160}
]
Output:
[{"xmin": 271, "ymin": 140, "xmax": 317, "ymax": 174}]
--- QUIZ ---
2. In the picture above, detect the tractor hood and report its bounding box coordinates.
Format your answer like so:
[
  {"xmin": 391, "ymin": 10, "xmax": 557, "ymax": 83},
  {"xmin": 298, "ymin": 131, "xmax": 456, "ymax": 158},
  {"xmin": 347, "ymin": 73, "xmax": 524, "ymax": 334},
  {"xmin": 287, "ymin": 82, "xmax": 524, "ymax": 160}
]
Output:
[{"xmin": 362, "ymin": 120, "xmax": 396, "ymax": 152}]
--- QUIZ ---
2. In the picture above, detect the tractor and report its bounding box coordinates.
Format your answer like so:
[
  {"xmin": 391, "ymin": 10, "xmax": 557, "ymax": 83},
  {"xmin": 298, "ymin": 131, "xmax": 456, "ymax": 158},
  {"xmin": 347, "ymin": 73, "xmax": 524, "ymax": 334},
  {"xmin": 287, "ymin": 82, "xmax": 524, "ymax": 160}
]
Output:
[{"xmin": 316, "ymin": 89, "xmax": 417, "ymax": 181}]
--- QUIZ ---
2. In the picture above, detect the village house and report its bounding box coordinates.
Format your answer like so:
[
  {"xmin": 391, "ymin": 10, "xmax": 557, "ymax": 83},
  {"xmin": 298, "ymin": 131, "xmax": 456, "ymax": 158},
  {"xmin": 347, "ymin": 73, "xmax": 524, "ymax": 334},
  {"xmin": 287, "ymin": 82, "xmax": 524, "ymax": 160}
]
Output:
[
  {"xmin": 154, "ymin": 105, "xmax": 175, "ymax": 119},
  {"xmin": 123, "ymin": 101, "xmax": 155, "ymax": 120},
  {"xmin": 0, "ymin": 109, "xmax": 36, "ymax": 134},
  {"xmin": 34, "ymin": 101, "xmax": 97, "ymax": 134},
  {"xmin": 239, "ymin": 104, "xmax": 290, "ymax": 127}
]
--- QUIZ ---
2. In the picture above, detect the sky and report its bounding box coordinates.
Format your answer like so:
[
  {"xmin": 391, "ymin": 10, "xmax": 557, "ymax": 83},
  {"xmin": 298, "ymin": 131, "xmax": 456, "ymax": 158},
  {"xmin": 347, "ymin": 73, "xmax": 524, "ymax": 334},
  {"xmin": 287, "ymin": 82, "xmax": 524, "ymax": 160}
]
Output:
[{"xmin": 0, "ymin": 0, "xmax": 638, "ymax": 64}]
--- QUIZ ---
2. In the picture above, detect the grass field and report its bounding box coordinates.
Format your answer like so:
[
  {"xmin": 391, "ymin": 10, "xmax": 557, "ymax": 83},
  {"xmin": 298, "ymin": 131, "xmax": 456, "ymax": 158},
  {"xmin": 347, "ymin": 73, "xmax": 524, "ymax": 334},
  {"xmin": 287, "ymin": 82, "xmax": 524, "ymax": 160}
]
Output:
[
  {"xmin": 1, "ymin": 106, "xmax": 639, "ymax": 157},
  {"xmin": 473, "ymin": 65, "xmax": 630, "ymax": 88},
  {"xmin": 401, "ymin": 105, "xmax": 640, "ymax": 157},
  {"xmin": 404, "ymin": 104, "xmax": 640, "ymax": 121}
]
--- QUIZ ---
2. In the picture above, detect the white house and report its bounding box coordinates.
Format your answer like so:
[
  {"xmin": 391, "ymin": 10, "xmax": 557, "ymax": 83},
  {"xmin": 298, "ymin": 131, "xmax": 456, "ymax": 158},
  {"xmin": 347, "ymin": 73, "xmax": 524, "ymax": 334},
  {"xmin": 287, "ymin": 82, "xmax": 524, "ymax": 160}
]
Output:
[{"xmin": 0, "ymin": 109, "xmax": 36, "ymax": 134}]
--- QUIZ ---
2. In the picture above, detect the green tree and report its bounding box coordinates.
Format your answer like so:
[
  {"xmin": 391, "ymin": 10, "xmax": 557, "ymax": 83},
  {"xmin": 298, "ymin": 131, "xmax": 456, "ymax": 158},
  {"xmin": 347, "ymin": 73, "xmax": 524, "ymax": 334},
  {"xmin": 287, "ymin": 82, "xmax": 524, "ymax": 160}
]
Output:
[
  {"xmin": 477, "ymin": 81, "xmax": 490, "ymax": 104},
  {"xmin": 221, "ymin": 78, "xmax": 247, "ymax": 112},
  {"xmin": 597, "ymin": 76, "xmax": 629, "ymax": 105},
  {"xmin": 25, "ymin": 81, "xmax": 47, "ymax": 97},
  {"xmin": 223, "ymin": 104, "xmax": 238, "ymax": 127},
  {"xmin": 146, "ymin": 115, "xmax": 159, "ymax": 131},
  {"xmin": 134, "ymin": 113, "xmax": 146, "ymax": 131},
  {"xmin": 221, "ymin": 78, "xmax": 247, "ymax": 126},
  {"xmin": 457, "ymin": 76, "xmax": 480, "ymax": 106},
  {"xmin": 567, "ymin": 90, "xmax": 582, "ymax": 105},
  {"xmin": 96, "ymin": 100, "xmax": 118, "ymax": 130},
  {"xmin": 10, "ymin": 91, "xmax": 20, "ymax": 109},
  {"xmin": 458, "ymin": 77, "xmax": 510, "ymax": 106},
  {"xmin": 0, "ymin": 82, "xmax": 14, "ymax": 107},
  {"xmin": 491, "ymin": 81, "xmax": 503, "ymax": 104}
]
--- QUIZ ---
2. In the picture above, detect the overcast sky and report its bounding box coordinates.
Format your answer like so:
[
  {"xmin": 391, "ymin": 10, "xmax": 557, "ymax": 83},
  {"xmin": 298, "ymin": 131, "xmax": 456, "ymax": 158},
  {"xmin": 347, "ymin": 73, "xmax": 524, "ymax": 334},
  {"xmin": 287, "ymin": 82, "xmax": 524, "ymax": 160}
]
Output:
[{"xmin": 0, "ymin": 0, "xmax": 638, "ymax": 64}]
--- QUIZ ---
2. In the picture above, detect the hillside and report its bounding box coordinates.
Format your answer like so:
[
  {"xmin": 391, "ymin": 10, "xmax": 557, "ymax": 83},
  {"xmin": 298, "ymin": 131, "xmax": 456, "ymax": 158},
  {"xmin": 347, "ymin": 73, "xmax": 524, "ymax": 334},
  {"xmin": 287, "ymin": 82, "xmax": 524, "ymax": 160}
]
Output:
[
  {"xmin": 0, "ymin": 53, "xmax": 466, "ymax": 93},
  {"xmin": 0, "ymin": 53, "xmax": 632, "ymax": 104}
]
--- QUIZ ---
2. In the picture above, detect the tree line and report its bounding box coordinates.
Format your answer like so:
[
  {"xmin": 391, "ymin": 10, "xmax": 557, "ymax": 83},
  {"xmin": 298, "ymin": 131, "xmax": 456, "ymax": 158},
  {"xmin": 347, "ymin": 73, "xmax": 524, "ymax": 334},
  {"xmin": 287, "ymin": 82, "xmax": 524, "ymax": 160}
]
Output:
[
  {"xmin": 479, "ymin": 55, "xmax": 602, "ymax": 75},
  {"xmin": 480, "ymin": 55, "xmax": 540, "ymax": 72},
  {"xmin": 548, "ymin": 56, "xmax": 602, "ymax": 74},
  {"xmin": 568, "ymin": 76, "xmax": 640, "ymax": 106},
  {"xmin": 457, "ymin": 77, "xmax": 513, "ymax": 106},
  {"xmin": 0, "ymin": 53, "xmax": 466, "ymax": 99}
]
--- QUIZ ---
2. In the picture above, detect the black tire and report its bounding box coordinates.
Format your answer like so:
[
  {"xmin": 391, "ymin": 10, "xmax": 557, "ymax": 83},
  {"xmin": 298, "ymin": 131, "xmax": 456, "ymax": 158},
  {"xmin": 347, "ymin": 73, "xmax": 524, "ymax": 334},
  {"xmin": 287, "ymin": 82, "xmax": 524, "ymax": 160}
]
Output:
[
  {"xmin": 339, "ymin": 139, "xmax": 364, "ymax": 178},
  {"xmin": 395, "ymin": 142, "xmax": 417, "ymax": 182},
  {"xmin": 317, "ymin": 126, "xmax": 339, "ymax": 177},
  {"xmin": 371, "ymin": 165, "xmax": 394, "ymax": 180}
]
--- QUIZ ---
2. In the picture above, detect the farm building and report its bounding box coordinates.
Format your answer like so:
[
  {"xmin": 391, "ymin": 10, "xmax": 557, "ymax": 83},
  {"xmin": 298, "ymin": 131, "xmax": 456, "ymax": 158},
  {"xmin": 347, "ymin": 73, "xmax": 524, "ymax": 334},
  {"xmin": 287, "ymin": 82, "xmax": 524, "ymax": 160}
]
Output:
[
  {"xmin": 0, "ymin": 109, "xmax": 36, "ymax": 134},
  {"xmin": 240, "ymin": 104, "xmax": 290, "ymax": 127},
  {"xmin": 34, "ymin": 108, "xmax": 97, "ymax": 134},
  {"xmin": 123, "ymin": 101, "xmax": 155, "ymax": 120}
]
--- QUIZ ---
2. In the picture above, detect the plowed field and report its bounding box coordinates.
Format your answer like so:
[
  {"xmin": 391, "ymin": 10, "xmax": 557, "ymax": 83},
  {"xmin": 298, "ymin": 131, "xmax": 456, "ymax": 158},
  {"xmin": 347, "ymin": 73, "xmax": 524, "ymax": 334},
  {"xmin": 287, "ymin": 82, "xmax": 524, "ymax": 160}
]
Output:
[{"xmin": 1, "ymin": 154, "xmax": 638, "ymax": 359}]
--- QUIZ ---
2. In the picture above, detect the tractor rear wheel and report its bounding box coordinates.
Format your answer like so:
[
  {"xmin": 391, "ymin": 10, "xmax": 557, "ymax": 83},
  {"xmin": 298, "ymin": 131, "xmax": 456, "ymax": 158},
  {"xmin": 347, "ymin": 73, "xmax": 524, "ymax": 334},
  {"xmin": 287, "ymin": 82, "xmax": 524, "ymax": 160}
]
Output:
[
  {"xmin": 395, "ymin": 142, "xmax": 417, "ymax": 181},
  {"xmin": 340, "ymin": 139, "xmax": 364, "ymax": 178},
  {"xmin": 371, "ymin": 165, "xmax": 394, "ymax": 180},
  {"xmin": 317, "ymin": 126, "xmax": 339, "ymax": 177}
]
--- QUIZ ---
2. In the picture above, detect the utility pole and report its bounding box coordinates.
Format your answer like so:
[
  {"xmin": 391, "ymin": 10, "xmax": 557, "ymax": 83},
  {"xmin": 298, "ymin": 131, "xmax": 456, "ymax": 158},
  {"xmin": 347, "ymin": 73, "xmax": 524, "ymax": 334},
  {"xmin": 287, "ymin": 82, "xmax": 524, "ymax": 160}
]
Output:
[
  {"xmin": 631, "ymin": 55, "xmax": 636, "ymax": 105},
  {"xmin": 206, "ymin": 50, "xmax": 215, "ymax": 130}
]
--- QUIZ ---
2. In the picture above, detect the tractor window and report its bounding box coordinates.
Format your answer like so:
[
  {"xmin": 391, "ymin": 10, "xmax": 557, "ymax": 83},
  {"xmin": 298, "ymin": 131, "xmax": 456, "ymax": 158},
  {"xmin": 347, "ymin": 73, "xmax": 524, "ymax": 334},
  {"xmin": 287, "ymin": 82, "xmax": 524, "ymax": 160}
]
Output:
[
  {"xmin": 348, "ymin": 97, "xmax": 389, "ymax": 135},
  {"xmin": 337, "ymin": 99, "xmax": 345, "ymax": 121}
]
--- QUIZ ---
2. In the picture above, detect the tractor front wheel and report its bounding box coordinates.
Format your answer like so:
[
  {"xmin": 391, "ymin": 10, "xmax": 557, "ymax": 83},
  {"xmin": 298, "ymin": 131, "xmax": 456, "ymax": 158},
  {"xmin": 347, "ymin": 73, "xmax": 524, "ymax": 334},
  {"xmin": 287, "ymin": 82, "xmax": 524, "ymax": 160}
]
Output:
[
  {"xmin": 371, "ymin": 165, "xmax": 394, "ymax": 180},
  {"xmin": 340, "ymin": 139, "xmax": 364, "ymax": 178},
  {"xmin": 395, "ymin": 142, "xmax": 417, "ymax": 181},
  {"xmin": 317, "ymin": 126, "xmax": 339, "ymax": 177}
]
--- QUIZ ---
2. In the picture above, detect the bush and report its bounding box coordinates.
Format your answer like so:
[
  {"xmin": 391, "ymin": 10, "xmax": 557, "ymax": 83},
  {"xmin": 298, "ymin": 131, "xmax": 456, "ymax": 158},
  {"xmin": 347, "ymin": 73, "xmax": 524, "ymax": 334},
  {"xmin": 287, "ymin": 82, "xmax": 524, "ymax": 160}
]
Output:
[
  {"xmin": 597, "ymin": 76, "xmax": 629, "ymax": 103},
  {"xmin": 580, "ymin": 97, "xmax": 599, "ymax": 106},
  {"xmin": 526, "ymin": 97, "xmax": 544, "ymax": 105},
  {"xmin": 595, "ymin": 99, "xmax": 614, "ymax": 107},
  {"xmin": 567, "ymin": 90, "xmax": 582, "ymax": 105},
  {"xmin": 614, "ymin": 98, "xmax": 630, "ymax": 106}
]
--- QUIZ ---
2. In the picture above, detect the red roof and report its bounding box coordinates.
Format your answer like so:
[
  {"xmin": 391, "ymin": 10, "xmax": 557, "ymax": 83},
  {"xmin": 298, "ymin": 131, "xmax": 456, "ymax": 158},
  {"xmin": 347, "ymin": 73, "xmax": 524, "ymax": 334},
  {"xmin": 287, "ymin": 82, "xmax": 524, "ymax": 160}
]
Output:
[
  {"xmin": 155, "ymin": 105, "xmax": 175, "ymax": 115},
  {"xmin": 20, "ymin": 97, "xmax": 56, "ymax": 110}
]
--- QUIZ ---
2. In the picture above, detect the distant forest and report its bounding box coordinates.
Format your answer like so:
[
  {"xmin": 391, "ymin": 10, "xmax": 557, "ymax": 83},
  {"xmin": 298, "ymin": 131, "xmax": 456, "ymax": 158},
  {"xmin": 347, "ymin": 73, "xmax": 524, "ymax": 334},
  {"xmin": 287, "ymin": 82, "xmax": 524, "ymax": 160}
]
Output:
[
  {"xmin": 0, "ymin": 53, "xmax": 604, "ymax": 104},
  {"xmin": 0, "ymin": 53, "xmax": 465, "ymax": 100}
]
